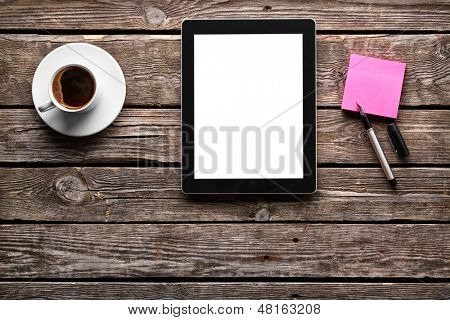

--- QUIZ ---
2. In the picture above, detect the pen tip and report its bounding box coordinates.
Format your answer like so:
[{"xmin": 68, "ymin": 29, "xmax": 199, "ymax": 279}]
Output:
[
  {"xmin": 356, "ymin": 102, "xmax": 364, "ymax": 115},
  {"xmin": 389, "ymin": 178, "xmax": 398, "ymax": 188}
]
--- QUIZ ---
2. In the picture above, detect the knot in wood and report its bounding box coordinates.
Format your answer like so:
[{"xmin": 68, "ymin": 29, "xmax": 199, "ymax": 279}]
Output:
[
  {"xmin": 359, "ymin": 130, "xmax": 369, "ymax": 143},
  {"xmin": 174, "ymin": 285, "xmax": 189, "ymax": 298},
  {"xmin": 332, "ymin": 68, "xmax": 345, "ymax": 80},
  {"xmin": 255, "ymin": 208, "xmax": 271, "ymax": 221},
  {"xmin": 145, "ymin": 7, "xmax": 167, "ymax": 27},
  {"xmin": 53, "ymin": 172, "xmax": 90, "ymax": 204},
  {"xmin": 436, "ymin": 40, "xmax": 449, "ymax": 60}
]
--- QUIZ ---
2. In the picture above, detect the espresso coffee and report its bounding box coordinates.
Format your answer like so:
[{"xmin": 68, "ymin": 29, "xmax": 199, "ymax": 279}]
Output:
[{"xmin": 52, "ymin": 66, "xmax": 95, "ymax": 109}]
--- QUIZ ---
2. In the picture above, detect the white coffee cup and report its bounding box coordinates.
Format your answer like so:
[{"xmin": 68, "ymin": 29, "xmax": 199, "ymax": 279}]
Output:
[{"xmin": 38, "ymin": 64, "xmax": 97, "ymax": 113}]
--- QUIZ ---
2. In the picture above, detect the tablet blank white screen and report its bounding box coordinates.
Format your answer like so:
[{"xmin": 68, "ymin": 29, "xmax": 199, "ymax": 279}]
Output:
[{"xmin": 194, "ymin": 34, "xmax": 303, "ymax": 179}]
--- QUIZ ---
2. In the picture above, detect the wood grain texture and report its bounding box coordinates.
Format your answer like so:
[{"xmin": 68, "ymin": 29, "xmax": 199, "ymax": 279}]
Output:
[
  {"xmin": 0, "ymin": 282, "xmax": 448, "ymax": 299},
  {"xmin": 0, "ymin": 1, "xmax": 448, "ymax": 300},
  {"xmin": 0, "ymin": 167, "xmax": 448, "ymax": 222},
  {"xmin": 0, "ymin": 34, "xmax": 448, "ymax": 106},
  {"xmin": 0, "ymin": 0, "xmax": 448, "ymax": 31},
  {"xmin": 1, "ymin": 109, "xmax": 448, "ymax": 164},
  {"xmin": 0, "ymin": 34, "xmax": 180, "ymax": 107},
  {"xmin": 0, "ymin": 224, "xmax": 448, "ymax": 278}
]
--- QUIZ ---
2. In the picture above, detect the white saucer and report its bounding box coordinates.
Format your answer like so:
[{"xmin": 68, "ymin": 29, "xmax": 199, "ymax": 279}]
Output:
[{"xmin": 32, "ymin": 43, "xmax": 126, "ymax": 137}]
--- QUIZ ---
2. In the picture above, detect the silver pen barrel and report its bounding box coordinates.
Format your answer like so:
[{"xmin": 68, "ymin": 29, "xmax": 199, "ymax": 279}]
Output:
[{"xmin": 367, "ymin": 128, "xmax": 396, "ymax": 186}]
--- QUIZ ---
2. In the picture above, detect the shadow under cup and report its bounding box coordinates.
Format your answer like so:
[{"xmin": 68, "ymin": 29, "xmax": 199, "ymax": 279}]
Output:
[{"xmin": 51, "ymin": 65, "xmax": 96, "ymax": 110}]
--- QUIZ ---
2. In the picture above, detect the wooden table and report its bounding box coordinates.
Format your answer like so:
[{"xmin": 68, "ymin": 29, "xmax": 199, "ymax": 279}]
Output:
[{"xmin": 0, "ymin": 1, "xmax": 449, "ymax": 300}]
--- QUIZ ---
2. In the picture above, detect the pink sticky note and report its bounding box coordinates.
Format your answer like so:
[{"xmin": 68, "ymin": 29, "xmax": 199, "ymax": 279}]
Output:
[{"xmin": 341, "ymin": 54, "xmax": 406, "ymax": 119}]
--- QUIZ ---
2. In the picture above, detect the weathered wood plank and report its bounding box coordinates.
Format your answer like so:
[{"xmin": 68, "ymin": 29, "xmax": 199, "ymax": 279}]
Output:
[
  {"xmin": 0, "ymin": 1, "xmax": 448, "ymax": 31},
  {"xmin": 0, "ymin": 282, "xmax": 448, "ymax": 299},
  {"xmin": 1, "ymin": 109, "xmax": 448, "ymax": 164},
  {"xmin": 0, "ymin": 34, "xmax": 180, "ymax": 107},
  {"xmin": 0, "ymin": 167, "xmax": 448, "ymax": 222},
  {"xmin": 0, "ymin": 34, "xmax": 448, "ymax": 106},
  {"xmin": 0, "ymin": 224, "xmax": 448, "ymax": 278}
]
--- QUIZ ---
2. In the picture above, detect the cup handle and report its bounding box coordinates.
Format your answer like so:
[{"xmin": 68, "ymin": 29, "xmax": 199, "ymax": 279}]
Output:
[{"xmin": 38, "ymin": 100, "xmax": 55, "ymax": 113}]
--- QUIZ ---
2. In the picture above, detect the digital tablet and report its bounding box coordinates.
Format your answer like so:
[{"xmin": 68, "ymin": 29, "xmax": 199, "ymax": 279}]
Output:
[{"xmin": 182, "ymin": 19, "xmax": 316, "ymax": 194}]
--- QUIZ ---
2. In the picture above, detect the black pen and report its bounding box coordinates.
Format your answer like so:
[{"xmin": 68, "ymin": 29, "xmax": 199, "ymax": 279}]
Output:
[{"xmin": 357, "ymin": 103, "xmax": 397, "ymax": 187}]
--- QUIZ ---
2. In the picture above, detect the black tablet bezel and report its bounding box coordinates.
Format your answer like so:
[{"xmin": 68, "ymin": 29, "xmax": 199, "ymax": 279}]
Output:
[{"xmin": 182, "ymin": 19, "xmax": 316, "ymax": 194}]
